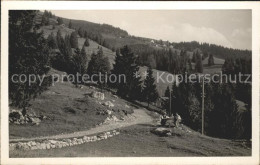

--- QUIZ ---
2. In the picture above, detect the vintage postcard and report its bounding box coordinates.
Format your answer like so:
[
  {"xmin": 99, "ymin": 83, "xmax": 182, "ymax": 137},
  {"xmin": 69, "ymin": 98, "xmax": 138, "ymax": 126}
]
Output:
[{"xmin": 1, "ymin": 1, "xmax": 259, "ymax": 165}]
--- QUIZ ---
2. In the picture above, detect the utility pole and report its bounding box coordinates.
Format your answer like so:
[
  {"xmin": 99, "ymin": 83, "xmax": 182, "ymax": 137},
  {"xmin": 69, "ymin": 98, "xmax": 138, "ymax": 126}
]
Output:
[
  {"xmin": 202, "ymin": 77, "xmax": 205, "ymax": 135},
  {"xmin": 169, "ymin": 87, "xmax": 171, "ymax": 116}
]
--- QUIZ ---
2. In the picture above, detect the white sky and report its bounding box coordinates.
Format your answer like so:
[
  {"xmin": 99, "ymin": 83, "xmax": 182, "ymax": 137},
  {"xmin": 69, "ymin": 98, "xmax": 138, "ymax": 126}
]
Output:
[{"xmin": 51, "ymin": 10, "xmax": 252, "ymax": 50}]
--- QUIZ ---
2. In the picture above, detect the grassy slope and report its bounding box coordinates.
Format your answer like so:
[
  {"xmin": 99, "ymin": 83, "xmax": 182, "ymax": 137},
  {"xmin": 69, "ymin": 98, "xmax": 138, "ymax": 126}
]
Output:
[
  {"xmin": 202, "ymin": 56, "xmax": 225, "ymax": 74},
  {"xmin": 9, "ymin": 69, "xmax": 134, "ymax": 139},
  {"xmin": 10, "ymin": 113, "xmax": 251, "ymax": 157}
]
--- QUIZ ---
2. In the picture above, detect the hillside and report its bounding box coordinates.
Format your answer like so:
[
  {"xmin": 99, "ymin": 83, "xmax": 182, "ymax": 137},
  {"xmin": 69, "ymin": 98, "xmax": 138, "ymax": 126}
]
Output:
[
  {"xmin": 49, "ymin": 12, "xmax": 251, "ymax": 61},
  {"xmin": 9, "ymin": 11, "xmax": 252, "ymax": 158}
]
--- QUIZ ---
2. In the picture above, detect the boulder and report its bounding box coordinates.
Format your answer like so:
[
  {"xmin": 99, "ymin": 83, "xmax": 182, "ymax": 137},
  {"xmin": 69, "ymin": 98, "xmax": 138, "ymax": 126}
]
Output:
[
  {"xmin": 9, "ymin": 110, "xmax": 23, "ymax": 122},
  {"xmin": 125, "ymin": 105, "xmax": 130, "ymax": 108},
  {"xmin": 105, "ymin": 110, "xmax": 112, "ymax": 115},
  {"xmin": 152, "ymin": 127, "xmax": 172, "ymax": 136},
  {"xmin": 112, "ymin": 95, "xmax": 118, "ymax": 99},
  {"xmin": 91, "ymin": 91, "xmax": 105, "ymax": 100},
  {"xmin": 31, "ymin": 117, "xmax": 41, "ymax": 125},
  {"xmin": 103, "ymin": 101, "xmax": 114, "ymax": 108}
]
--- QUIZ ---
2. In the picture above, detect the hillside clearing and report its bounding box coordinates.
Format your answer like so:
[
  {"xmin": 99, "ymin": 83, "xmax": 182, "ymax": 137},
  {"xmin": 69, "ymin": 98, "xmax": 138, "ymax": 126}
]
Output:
[
  {"xmin": 10, "ymin": 114, "xmax": 251, "ymax": 157},
  {"xmin": 9, "ymin": 69, "xmax": 134, "ymax": 139}
]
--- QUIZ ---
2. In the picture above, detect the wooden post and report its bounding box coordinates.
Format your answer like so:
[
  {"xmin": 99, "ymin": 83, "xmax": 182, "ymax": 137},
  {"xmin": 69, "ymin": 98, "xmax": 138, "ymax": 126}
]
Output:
[
  {"xmin": 169, "ymin": 87, "xmax": 171, "ymax": 116},
  {"xmin": 202, "ymin": 77, "xmax": 205, "ymax": 135}
]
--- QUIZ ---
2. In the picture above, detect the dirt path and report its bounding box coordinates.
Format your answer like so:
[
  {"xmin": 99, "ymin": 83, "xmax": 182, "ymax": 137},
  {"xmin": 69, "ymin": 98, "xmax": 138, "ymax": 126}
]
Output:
[{"xmin": 10, "ymin": 109, "xmax": 153, "ymax": 143}]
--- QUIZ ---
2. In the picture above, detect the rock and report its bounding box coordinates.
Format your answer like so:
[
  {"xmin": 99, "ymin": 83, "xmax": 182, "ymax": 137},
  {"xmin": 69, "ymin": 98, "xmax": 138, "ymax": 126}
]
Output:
[
  {"xmin": 9, "ymin": 143, "xmax": 16, "ymax": 151},
  {"xmin": 112, "ymin": 100, "xmax": 115, "ymax": 102},
  {"xmin": 9, "ymin": 110, "xmax": 24, "ymax": 124},
  {"xmin": 40, "ymin": 143, "xmax": 47, "ymax": 149},
  {"xmin": 46, "ymin": 143, "xmax": 51, "ymax": 149},
  {"xmin": 31, "ymin": 141, "xmax": 36, "ymax": 146},
  {"xmin": 166, "ymin": 132, "xmax": 172, "ymax": 136},
  {"xmin": 83, "ymin": 136, "xmax": 88, "ymax": 142},
  {"xmin": 91, "ymin": 91, "xmax": 105, "ymax": 100},
  {"xmin": 49, "ymin": 140, "xmax": 57, "ymax": 144},
  {"xmin": 112, "ymin": 95, "xmax": 118, "ymax": 99},
  {"xmin": 103, "ymin": 101, "xmax": 114, "ymax": 108},
  {"xmin": 51, "ymin": 144, "xmax": 55, "ymax": 149},
  {"xmin": 31, "ymin": 146, "xmax": 38, "ymax": 150},
  {"xmin": 105, "ymin": 110, "xmax": 112, "ymax": 115},
  {"xmin": 31, "ymin": 117, "xmax": 41, "ymax": 125},
  {"xmin": 64, "ymin": 139, "xmax": 71, "ymax": 143},
  {"xmin": 125, "ymin": 105, "xmax": 130, "ymax": 108},
  {"xmin": 23, "ymin": 144, "xmax": 30, "ymax": 150},
  {"xmin": 93, "ymin": 136, "xmax": 97, "ymax": 141},
  {"xmin": 152, "ymin": 127, "xmax": 172, "ymax": 136}
]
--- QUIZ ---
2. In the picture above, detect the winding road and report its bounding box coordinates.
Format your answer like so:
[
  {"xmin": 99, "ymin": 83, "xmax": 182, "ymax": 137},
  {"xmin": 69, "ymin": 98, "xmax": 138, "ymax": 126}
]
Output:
[{"xmin": 10, "ymin": 109, "xmax": 153, "ymax": 143}]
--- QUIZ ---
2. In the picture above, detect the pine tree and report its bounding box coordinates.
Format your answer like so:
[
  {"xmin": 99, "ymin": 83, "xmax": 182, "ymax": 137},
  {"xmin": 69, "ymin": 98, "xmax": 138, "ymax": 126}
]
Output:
[
  {"xmin": 84, "ymin": 38, "xmax": 90, "ymax": 47},
  {"xmin": 84, "ymin": 31, "xmax": 88, "ymax": 38},
  {"xmin": 87, "ymin": 48, "xmax": 110, "ymax": 82},
  {"xmin": 41, "ymin": 15, "xmax": 49, "ymax": 26},
  {"xmin": 68, "ymin": 20, "xmax": 72, "ymax": 29},
  {"xmin": 142, "ymin": 66, "xmax": 159, "ymax": 107},
  {"xmin": 70, "ymin": 31, "xmax": 78, "ymax": 48},
  {"xmin": 208, "ymin": 53, "xmax": 215, "ymax": 66},
  {"xmin": 56, "ymin": 34, "xmax": 72, "ymax": 73},
  {"xmin": 78, "ymin": 27, "xmax": 84, "ymax": 37},
  {"xmin": 115, "ymin": 45, "xmax": 142, "ymax": 100},
  {"xmin": 47, "ymin": 32, "xmax": 57, "ymax": 49},
  {"xmin": 72, "ymin": 46, "xmax": 88, "ymax": 75},
  {"xmin": 192, "ymin": 52, "xmax": 197, "ymax": 63},
  {"xmin": 195, "ymin": 51, "xmax": 203, "ymax": 73},
  {"xmin": 9, "ymin": 11, "xmax": 51, "ymax": 115},
  {"xmin": 57, "ymin": 17, "xmax": 63, "ymax": 25},
  {"xmin": 56, "ymin": 29, "xmax": 63, "ymax": 49},
  {"xmin": 164, "ymin": 86, "xmax": 170, "ymax": 97}
]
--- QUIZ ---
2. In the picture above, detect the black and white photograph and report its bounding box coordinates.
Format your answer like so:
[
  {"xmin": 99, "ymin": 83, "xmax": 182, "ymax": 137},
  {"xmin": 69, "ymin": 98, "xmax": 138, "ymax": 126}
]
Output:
[{"xmin": 1, "ymin": 1, "xmax": 260, "ymax": 165}]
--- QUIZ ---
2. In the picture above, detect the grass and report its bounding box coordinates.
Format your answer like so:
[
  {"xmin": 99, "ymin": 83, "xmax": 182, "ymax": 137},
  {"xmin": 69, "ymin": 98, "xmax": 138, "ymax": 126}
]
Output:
[
  {"xmin": 10, "ymin": 116, "xmax": 251, "ymax": 157},
  {"xmin": 9, "ymin": 69, "xmax": 134, "ymax": 139}
]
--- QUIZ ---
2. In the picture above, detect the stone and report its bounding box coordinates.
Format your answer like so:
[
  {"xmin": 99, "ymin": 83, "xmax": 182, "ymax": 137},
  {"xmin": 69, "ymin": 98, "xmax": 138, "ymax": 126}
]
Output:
[
  {"xmin": 46, "ymin": 143, "xmax": 51, "ymax": 149},
  {"xmin": 105, "ymin": 110, "xmax": 112, "ymax": 115},
  {"xmin": 9, "ymin": 143, "xmax": 16, "ymax": 151},
  {"xmin": 166, "ymin": 132, "xmax": 172, "ymax": 136},
  {"xmin": 112, "ymin": 95, "xmax": 118, "ymax": 99},
  {"xmin": 23, "ymin": 144, "xmax": 30, "ymax": 150},
  {"xmin": 57, "ymin": 143, "xmax": 63, "ymax": 148},
  {"xmin": 49, "ymin": 140, "xmax": 57, "ymax": 144},
  {"xmin": 51, "ymin": 144, "xmax": 55, "ymax": 149},
  {"xmin": 103, "ymin": 101, "xmax": 114, "ymax": 108},
  {"xmin": 31, "ymin": 141, "xmax": 36, "ymax": 146},
  {"xmin": 93, "ymin": 136, "xmax": 97, "ymax": 141},
  {"xmin": 31, "ymin": 146, "xmax": 38, "ymax": 150},
  {"xmin": 9, "ymin": 109, "xmax": 23, "ymax": 119},
  {"xmin": 31, "ymin": 117, "xmax": 41, "ymax": 125},
  {"xmin": 40, "ymin": 143, "xmax": 47, "ymax": 149},
  {"xmin": 91, "ymin": 91, "xmax": 105, "ymax": 100},
  {"xmin": 125, "ymin": 105, "xmax": 130, "ymax": 108},
  {"xmin": 152, "ymin": 127, "xmax": 172, "ymax": 136}
]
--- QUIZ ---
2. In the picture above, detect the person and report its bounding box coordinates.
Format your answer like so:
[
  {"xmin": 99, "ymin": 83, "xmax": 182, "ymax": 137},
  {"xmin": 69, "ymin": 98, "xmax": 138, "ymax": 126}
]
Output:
[
  {"xmin": 175, "ymin": 113, "xmax": 182, "ymax": 127},
  {"xmin": 160, "ymin": 111, "xmax": 168, "ymax": 126}
]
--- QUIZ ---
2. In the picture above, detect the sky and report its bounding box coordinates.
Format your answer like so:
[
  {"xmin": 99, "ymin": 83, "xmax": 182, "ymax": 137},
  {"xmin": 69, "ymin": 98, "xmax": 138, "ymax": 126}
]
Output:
[{"xmin": 51, "ymin": 10, "xmax": 252, "ymax": 50}]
